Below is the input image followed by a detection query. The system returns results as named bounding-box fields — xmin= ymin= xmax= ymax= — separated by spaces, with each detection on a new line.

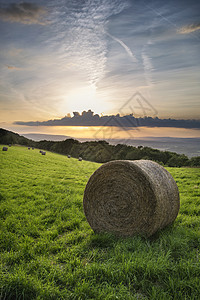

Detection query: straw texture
xmin=83 ymin=160 xmax=180 ymax=237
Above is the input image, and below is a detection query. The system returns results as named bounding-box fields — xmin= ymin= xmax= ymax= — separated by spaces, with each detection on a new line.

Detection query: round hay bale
xmin=83 ymin=160 xmax=180 ymax=237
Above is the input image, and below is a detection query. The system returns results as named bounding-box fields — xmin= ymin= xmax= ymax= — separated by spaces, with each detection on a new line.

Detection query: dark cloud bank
xmin=0 ymin=2 xmax=47 ymax=25
xmin=15 ymin=110 xmax=200 ymax=129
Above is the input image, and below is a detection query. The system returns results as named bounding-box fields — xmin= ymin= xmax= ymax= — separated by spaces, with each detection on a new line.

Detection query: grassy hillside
xmin=0 ymin=145 xmax=200 ymax=299
xmin=1 ymin=127 xmax=200 ymax=167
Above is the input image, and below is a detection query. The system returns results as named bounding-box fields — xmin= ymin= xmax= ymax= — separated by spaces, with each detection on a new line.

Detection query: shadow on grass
xmin=85 ymin=221 xmax=199 ymax=255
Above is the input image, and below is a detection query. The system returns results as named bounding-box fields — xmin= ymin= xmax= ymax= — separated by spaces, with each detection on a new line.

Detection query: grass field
xmin=0 ymin=145 xmax=200 ymax=300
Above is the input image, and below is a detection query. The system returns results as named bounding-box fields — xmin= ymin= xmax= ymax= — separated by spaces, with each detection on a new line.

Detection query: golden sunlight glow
xmin=51 ymin=126 xmax=200 ymax=139
xmin=60 ymin=85 xmax=111 ymax=115
xmin=3 ymin=123 xmax=199 ymax=140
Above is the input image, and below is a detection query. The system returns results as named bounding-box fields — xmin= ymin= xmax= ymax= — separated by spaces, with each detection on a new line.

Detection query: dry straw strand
xmin=83 ymin=160 xmax=180 ymax=237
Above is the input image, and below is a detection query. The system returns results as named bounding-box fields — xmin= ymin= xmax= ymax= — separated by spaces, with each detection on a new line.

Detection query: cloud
xmin=5 ymin=64 xmax=21 ymax=70
xmin=106 ymin=32 xmax=137 ymax=63
xmin=47 ymin=0 xmax=129 ymax=87
xmin=141 ymin=50 xmax=154 ymax=87
xmin=0 ymin=2 xmax=48 ymax=25
xmin=14 ymin=110 xmax=200 ymax=129
xmin=178 ymin=23 xmax=200 ymax=34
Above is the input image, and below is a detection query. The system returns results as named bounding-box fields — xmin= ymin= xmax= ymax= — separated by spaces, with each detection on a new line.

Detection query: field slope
xmin=0 ymin=145 xmax=200 ymax=300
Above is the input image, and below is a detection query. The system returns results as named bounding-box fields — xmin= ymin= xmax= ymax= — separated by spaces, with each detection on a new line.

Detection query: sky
xmin=0 ymin=0 xmax=200 ymax=139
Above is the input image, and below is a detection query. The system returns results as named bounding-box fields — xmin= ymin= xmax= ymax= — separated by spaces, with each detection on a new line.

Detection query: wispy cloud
xmin=106 ymin=32 xmax=137 ymax=63
xmin=0 ymin=2 xmax=48 ymax=25
xmin=141 ymin=50 xmax=154 ymax=87
xmin=178 ymin=23 xmax=200 ymax=34
xmin=5 ymin=64 xmax=21 ymax=70
xmin=48 ymin=0 xmax=129 ymax=87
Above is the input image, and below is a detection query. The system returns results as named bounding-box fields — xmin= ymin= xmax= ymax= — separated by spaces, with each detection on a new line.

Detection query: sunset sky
xmin=0 ymin=0 xmax=200 ymax=138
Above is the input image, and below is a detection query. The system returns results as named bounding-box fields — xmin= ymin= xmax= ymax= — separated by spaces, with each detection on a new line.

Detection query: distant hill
xmin=22 ymin=133 xmax=72 ymax=141
xmin=0 ymin=128 xmax=199 ymax=167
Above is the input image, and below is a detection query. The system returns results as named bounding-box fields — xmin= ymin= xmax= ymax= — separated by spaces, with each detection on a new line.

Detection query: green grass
xmin=0 ymin=145 xmax=199 ymax=300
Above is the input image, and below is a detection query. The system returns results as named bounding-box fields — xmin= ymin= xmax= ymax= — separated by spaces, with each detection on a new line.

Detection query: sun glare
xmin=60 ymin=85 xmax=110 ymax=115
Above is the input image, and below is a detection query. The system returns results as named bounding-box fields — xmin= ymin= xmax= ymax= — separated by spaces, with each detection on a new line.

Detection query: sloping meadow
xmin=0 ymin=145 xmax=199 ymax=299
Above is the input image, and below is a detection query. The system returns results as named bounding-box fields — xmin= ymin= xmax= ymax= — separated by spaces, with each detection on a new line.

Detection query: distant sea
xmin=23 ymin=133 xmax=200 ymax=158
xmin=110 ymin=137 xmax=200 ymax=158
